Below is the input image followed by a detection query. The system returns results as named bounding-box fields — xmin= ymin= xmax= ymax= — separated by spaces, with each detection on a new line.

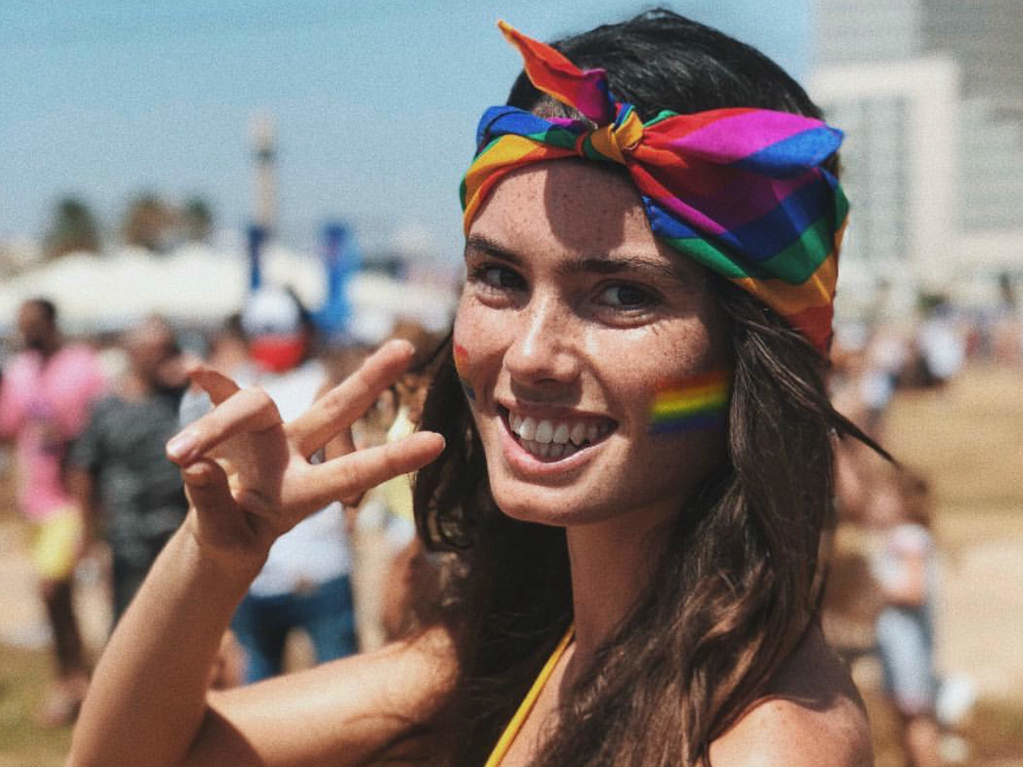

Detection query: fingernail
xmin=166 ymin=430 xmax=198 ymax=462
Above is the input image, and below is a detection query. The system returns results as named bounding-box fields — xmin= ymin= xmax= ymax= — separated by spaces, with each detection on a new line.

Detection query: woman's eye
xmin=597 ymin=283 xmax=656 ymax=309
xmin=472 ymin=264 xmax=525 ymax=291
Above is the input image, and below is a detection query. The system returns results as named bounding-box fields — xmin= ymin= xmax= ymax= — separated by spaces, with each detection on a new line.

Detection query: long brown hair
xmin=412 ymin=9 xmax=885 ymax=764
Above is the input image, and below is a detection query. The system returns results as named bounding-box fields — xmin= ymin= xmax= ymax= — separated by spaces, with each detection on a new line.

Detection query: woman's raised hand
xmin=165 ymin=339 xmax=445 ymax=568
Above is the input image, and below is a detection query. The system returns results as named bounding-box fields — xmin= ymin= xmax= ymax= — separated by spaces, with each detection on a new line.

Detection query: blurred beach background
xmin=0 ymin=1 xmax=1020 ymax=765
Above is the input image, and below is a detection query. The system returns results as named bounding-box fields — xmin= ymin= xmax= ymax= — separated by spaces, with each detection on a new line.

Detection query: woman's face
xmin=454 ymin=161 xmax=730 ymax=528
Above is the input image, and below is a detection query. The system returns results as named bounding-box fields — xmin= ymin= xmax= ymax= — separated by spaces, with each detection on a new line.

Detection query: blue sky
xmin=0 ymin=0 xmax=809 ymax=258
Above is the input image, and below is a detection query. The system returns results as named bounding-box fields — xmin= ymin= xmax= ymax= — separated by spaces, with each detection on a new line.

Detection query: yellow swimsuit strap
xmin=484 ymin=624 xmax=575 ymax=767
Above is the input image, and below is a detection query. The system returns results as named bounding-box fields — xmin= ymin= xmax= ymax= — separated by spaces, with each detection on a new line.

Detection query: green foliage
xmin=42 ymin=198 xmax=101 ymax=259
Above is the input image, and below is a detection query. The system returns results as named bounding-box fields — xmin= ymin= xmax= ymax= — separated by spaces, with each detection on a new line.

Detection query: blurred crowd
xmin=0 ymin=289 xmax=445 ymax=730
xmin=826 ymin=282 xmax=1020 ymax=765
xmin=0 ymin=280 xmax=1018 ymax=765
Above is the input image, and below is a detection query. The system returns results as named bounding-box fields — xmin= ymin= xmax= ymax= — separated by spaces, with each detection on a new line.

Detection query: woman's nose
xmin=504 ymin=295 xmax=581 ymax=385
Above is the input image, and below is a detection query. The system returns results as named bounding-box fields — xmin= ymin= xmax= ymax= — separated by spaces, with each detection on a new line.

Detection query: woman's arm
xmin=69 ymin=340 xmax=448 ymax=765
xmin=69 ymin=520 xmax=261 ymax=765
xmin=72 ymin=525 xmax=456 ymax=765
xmin=187 ymin=624 xmax=456 ymax=765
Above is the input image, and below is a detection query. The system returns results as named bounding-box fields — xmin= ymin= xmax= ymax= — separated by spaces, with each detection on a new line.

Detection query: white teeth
xmin=534 ymin=419 xmax=554 ymax=444
xmin=570 ymin=422 xmax=587 ymax=446
xmin=518 ymin=416 xmax=536 ymax=441
xmin=506 ymin=408 xmax=616 ymax=459
xmin=518 ymin=439 xmax=580 ymax=461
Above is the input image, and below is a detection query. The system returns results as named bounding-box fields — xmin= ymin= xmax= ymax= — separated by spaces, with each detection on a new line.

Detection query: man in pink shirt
xmin=0 ymin=298 xmax=105 ymax=725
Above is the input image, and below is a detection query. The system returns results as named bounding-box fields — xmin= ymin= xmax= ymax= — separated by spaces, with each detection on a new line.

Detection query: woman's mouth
xmin=498 ymin=405 xmax=616 ymax=462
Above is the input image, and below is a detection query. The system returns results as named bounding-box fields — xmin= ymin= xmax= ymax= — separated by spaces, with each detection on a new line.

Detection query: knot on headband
xmin=461 ymin=21 xmax=849 ymax=354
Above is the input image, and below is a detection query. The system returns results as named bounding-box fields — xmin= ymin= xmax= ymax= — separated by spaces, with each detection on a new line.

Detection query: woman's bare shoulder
xmin=709 ymin=624 xmax=873 ymax=766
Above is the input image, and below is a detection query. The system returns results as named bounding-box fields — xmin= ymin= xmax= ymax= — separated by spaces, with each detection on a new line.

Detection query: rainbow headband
xmin=461 ymin=22 xmax=849 ymax=354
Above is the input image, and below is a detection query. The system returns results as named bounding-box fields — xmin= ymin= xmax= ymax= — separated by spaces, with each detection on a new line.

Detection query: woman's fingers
xmin=286 ymin=339 xmax=415 ymax=458
xmin=324 ymin=428 xmax=357 ymax=461
xmin=300 ymin=431 xmax=445 ymax=511
xmin=166 ymin=387 xmax=282 ymax=466
xmin=180 ymin=459 xmax=276 ymax=560
xmin=187 ymin=364 xmax=241 ymax=406
xmin=324 ymin=429 xmax=363 ymax=506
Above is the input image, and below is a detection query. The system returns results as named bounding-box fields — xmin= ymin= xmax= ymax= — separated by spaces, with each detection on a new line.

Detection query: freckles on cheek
xmin=647 ymin=369 xmax=731 ymax=435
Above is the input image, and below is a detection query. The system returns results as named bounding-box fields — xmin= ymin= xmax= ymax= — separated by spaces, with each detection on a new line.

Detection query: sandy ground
xmin=933 ymin=517 xmax=1022 ymax=700
xmin=0 ymin=520 xmax=111 ymax=657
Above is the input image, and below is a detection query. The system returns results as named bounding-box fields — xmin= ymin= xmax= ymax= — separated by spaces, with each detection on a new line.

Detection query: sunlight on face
xmin=454 ymin=161 xmax=731 ymax=529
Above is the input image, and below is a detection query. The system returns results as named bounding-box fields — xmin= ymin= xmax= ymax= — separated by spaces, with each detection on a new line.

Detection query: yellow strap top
xmin=484 ymin=625 xmax=575 ymax=767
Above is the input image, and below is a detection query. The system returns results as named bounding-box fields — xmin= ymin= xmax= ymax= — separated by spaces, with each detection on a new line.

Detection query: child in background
xmin=869 ymin=466 xmax=941 ymax=765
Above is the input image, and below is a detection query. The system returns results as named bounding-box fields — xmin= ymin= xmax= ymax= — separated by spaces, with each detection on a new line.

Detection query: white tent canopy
xmin=0 ymin=243 xmax=457 ymax=337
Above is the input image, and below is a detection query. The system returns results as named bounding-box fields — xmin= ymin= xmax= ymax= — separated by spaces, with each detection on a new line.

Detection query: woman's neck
xmin=564 ymin=502 xmax=674 ymax=667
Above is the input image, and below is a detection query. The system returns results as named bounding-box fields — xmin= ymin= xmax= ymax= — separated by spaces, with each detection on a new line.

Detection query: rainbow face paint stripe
xmin=648 ymin=371 xmax=730 ymax=434
xmin=453 ymin=343 xmax=476 ymax=401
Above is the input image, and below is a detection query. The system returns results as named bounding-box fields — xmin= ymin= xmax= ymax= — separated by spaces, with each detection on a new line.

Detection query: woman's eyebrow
xmin=465 ymin=235 xmax=691 ymax=284
xmin=464 ymin=234 xmax=522 ymax=265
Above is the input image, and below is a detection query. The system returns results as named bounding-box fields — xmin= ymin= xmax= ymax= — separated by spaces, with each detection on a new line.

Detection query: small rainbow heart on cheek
xmin=453 ymin=343 xmax=476 ymax=402
xmin=648 ymin=370 xmax=731 ymax=434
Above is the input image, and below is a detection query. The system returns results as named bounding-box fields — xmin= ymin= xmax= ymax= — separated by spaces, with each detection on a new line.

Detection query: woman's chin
xmin=489 ymin=482 xmax=619 ymax=528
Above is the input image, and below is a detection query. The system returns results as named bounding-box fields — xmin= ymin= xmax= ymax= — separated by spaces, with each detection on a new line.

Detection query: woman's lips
xmin=498 ymin=405 xmax=616 ymax=464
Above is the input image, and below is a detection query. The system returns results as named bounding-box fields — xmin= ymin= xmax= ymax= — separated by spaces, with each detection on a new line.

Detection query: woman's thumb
xmin=181 ymin=458 xmax=234 ymax=512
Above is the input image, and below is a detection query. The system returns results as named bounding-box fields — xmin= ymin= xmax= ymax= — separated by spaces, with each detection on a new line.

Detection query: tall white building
xmin=920 ymin=0 xmax=1022 ymax=116
xmin=809 ymin=0 xmax=1021 ymax=316
xmin=921 ymin=0 xmax=1022 ymax=237
xmin=815 ymin=0 xmax=922 ymax=63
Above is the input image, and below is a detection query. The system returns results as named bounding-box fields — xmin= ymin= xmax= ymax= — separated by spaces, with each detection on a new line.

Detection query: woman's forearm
xmin=69 ymin=516 xmax=264 ymax=765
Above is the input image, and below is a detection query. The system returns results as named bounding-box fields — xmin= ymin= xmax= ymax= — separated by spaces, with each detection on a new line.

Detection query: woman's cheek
xmin=452 ymin=300 xmax=488 ymax=404
xmin=452 ymin=340 xmax=477 ymax=402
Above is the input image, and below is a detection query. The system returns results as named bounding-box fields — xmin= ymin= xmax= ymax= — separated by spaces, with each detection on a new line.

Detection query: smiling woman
xmin=454 ymin=162 xmax=729 ymax=526
xmin=70 ymin=8 xmax=882 ymax=767
xmin=414 ymin=12 xmax=881 ymax=766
